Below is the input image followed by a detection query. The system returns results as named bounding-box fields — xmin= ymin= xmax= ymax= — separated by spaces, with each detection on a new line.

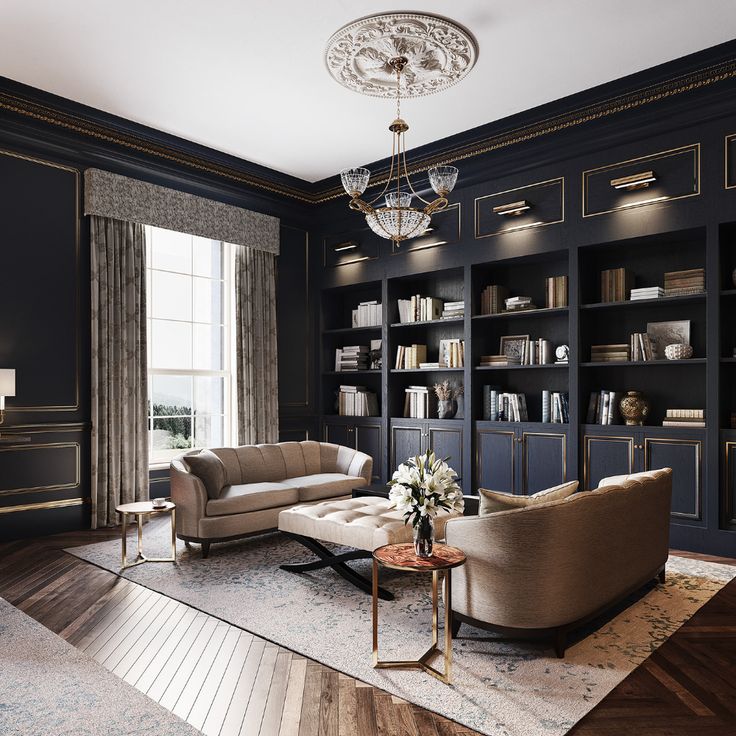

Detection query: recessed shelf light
xmin=493 ymin=200 xmax=531 ymax=216
xmin=610 ymin=171 xmax=657 ymax=190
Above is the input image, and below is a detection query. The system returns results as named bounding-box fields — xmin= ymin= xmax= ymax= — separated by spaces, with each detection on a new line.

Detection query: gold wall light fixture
xmin=493 ymin=200 xmax=532 ymax=216
xmin=0 ymin=369 xmax=15 ymax=425
xmin=333 ymin=241 xmax=358 ymax=252
xmin=610 ymin=170 xmax=657 ymax=190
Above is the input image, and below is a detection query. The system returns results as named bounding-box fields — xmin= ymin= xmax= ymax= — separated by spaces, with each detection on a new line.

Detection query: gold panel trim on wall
xmin=476 ymin=428 xmax=516 ymax=492
xmin=583 ymin=435 xmax=635 ymax=491
xmin=0 ymin=442 xmax=80 ymax=497
xmin=475 ymin=177 xmax=564 ymax=239
xmin=645 ymin=437 xmax=702 ymax=520
xmin=0 ymin=148 xmax=81 ymax=413
xmin=0 ymin=497 xmax=88 ymax=515
xmin=582 ymin=143 xmax=700 ymax=218
xmin=725 ymin=133 xmax=736 ymax=189
xmin=391 ymin=202 xmax=462 ymax=255
xmin=522 ymin=431 xmax=567 ymax=494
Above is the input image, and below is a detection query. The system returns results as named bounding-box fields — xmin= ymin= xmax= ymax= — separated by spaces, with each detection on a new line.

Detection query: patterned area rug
xmin=0 ymin=596 xmax=199 ymax=735
xmin=68 ymin=528 xmax=736 ymax=736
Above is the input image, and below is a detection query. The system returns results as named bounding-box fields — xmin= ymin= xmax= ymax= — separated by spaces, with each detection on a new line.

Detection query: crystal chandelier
xmin=339 ymin=57 xmax=458 ymax=245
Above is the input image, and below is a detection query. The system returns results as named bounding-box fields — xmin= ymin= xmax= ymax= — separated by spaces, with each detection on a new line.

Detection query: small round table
xmin=115 ymin=501 xmax=176 ymax=570
xmin=372 ymin=542 xmax=466 ymax=684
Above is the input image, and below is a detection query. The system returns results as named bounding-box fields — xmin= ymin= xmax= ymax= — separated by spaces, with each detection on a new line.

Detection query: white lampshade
xmin=0 ymin=369 xmax=16 ymax=397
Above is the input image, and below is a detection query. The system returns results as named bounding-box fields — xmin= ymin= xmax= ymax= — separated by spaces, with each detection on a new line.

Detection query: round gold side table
xmin=115 ymin=501 xmax=176 ymax=570
xmin=372 ymin=542 xmax=466 ymax=684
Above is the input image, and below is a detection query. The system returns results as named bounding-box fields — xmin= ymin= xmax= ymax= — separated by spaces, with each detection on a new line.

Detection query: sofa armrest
xmin=347 ymin=450 xmax=373 ymax=484
xmin=170 ymin=457 xmax=208 ymax=538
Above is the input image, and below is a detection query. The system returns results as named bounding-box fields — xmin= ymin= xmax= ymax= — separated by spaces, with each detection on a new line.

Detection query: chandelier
xmin=339 ymin=56 xmax=459 ymax=245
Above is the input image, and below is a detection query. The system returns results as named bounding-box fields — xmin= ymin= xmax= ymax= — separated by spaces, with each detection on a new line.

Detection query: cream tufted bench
xmin=278 ymin=496 xmax=461 ymax=600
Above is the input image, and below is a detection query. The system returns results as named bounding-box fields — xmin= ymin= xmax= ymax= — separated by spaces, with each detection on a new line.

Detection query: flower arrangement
xmin=433 ymin=380 xmax=462 ymax=401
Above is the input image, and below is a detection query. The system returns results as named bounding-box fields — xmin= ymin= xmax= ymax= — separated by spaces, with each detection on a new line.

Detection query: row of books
xmin=630 ymin=332 xmax=656 ymax=362
xmin=351 ymin=300 xmax=381 ymax=328
xmin=479 ymin=284 xmax=509 ymax=315
xmin=337 ymin=386 xmax=379 ymax=417
xmin=480 ymin=338 xmax=555 ymax=367
xmin=600 ymin=267 xmax=706 ymax=303
xmin=546 ymin=276 xmax=568 ymax=308
xmin=404 ymin=386 xmax=438 ymax=418
xmin=662 ymin=408 xmax=705 ymax=427
xmin=397 ymin=296 xmax=465 ymax=323
xmin=586 ymin=390 xmax=623 ymax=425
xmin=334 ymin=345 xmax=369 ymax=372
xmin=542 ymin=390 xmax=569 ymax=423
xmin=395 ymin=344 xmax=426 ymax=370
xmin=482 ymin=387 xmax=529 ymax=422
xmin=601 ymin=268 xmax=633 ymax=303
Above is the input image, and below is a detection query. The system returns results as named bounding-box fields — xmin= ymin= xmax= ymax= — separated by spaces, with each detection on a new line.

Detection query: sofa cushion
xmin=185 ymin=449 xmax=227 ymax=500
xmin=478 ymin=480 xmax=579 ymax=515
xmin=597 ymin=468 xmax=671 ymax=490
xmin=206 ymin=482 xmax=298 ymax=517
xmin=300 ymin=441 xmax=322 ymax=475
xmin=281 ymin=472 xmax=365 ymax=502
xmin=279 ymin=442 xmax=307 ymax=478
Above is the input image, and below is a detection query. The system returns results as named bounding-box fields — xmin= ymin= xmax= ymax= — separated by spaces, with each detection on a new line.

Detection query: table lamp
xmin=0 ymin=369 xmax=16 ymax=425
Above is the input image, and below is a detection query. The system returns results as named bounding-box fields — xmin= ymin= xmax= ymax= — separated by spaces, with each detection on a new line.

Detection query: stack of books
xmin=338 ymin=386 xmax=379 ymax=416
xmin=601 ymin=267 xmax=634 ymax=302
xmin=482 ymin=386 xmax=528 ymax=421
xmin=352 ymin=301 xmax=381 ymax=327
xmin=397 ymin=295 xmax=444 ymax=322
xmin=395 ymin=344 xmax=427 ymax=370
xmin=442 ymin=300 xmax=465 ymax=319
xmin=504 ymin=296 xmax=537 ymax=312
xmin=586 ymin=390 xmax=623 ymax=425
xmin=419 ymin=361 xmax=440 ymax=370
xmin=479 ymin=354 xmax=521 ymax=368
xmin=335 ymin=345 xmax=369 ymax=371
xmin=630 ymin=286 xmax=664 ymax=300
xmin=479 ymin=284 xmax=509 ymax=315
xmin=590 ymin=344 xmax=631 ymax=362
xmin=404 ymin=386 xmax=437 ymax=418
xmin=546 ymin=276 xmax=568 ymax=308
xmin=542 ymin=390 xmax=569 ymax=423
xmin=664 ymin=268 xmax=705 ymax=297
xmin=630 ymin=332 xmax=656 ymax=361
xmin=662 ymin=409 xmax=705 ymax=428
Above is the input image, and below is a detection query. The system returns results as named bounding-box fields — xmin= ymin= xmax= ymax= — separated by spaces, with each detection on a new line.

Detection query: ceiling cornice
xmin=1 ymin=42 xmax=736 ymax=207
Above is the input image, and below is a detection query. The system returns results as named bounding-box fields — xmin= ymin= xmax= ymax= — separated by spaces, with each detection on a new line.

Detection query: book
xmin=479 ymin=285 xmax=509 ymax=315
xmin=352 ymin=301 xmax=382 ymax=328
xmin=586 ymin=390 xmax=623 ymax=424
xmin=546 ymin=276 xmax=568 ymax=308
xmin=601 ymin=268 xmax=634 ymax=302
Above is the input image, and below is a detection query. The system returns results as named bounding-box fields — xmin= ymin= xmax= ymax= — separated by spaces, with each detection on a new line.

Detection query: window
xmin=146 ymin=225 xmax=234 ymax=465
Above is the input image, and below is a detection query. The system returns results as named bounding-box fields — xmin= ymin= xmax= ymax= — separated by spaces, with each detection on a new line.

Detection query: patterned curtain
xmin=90 ymin=215 xmax=149 ymax=528
xmin=235 ymin=245 xmax=279 ymax=444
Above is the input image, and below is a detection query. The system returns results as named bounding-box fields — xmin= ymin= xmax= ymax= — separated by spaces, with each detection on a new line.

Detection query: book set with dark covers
xmin=586 ymin=390 xmax=623 ymax=425
xmin=482 ymin=386 xmax=568 ymax=423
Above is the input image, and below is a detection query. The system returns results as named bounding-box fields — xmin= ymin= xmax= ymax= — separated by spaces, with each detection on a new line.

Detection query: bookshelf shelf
xmin=322 ymin=326 xmax=381 ymax=335
xmin=474 ymin=363 xmax=568 ymax=371
xmin=390 ymin=368 xmax=463 ymax=373
xmin=721 ymin=289 xmax=736 ymax=297
xmin=579 ymin=293 xmax=706 ymax=310
xmin=721 ymin=358 xmax=736 ymax=363
xmin=580 ymin=359 xmax=706 ymax=367
xmin=323 ymin=370 xmax=381 ymax=376
xmin=390 ymin=317 xmax=464 ymax=328
xmin=472 ymin=307 xmax=568 ymax=320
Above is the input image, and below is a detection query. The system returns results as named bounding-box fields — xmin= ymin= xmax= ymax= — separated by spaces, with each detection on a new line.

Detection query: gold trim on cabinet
xmin=427 ymin=426 xmax=464 ymax=476
xmin=644 ymin=437 xmax=702 ymax=520
xmin=391 ymin=424 xmax=424 ymax=473
xmin=474 ymin=178 xmax=564 ymax=239
xmin=355 ymin=422 xmax=383 ymax=480
xmin=582 ymin=143 xmax=700 ymax=218
xmin=725 ymin=133 xmax=736 ymax=190
xmin=391 ymin=202 xmax=462 ymax=255
xmin=521 ymin=431 xmax=567 ymax=494
xmin=0 ymin=497 xmax=88 ymax=515
xmin=724 ymin=441 xmax=736 ymax=525
xmin=476 ymin=428 xmax=516 ymax=492
xmin=0 ymin=148 xmax=81 ymax=413
xmin=583 ymin=435 xmax=635 ymax=491
xmin=0 ymin=442 xmax=80 ymax=497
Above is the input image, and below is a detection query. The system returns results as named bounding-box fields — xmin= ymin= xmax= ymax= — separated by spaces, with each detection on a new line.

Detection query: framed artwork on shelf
xmin=646 ymin=320 xmax=691 ymax=359
xmin=499 ymin=334 xmax=530 ymax=363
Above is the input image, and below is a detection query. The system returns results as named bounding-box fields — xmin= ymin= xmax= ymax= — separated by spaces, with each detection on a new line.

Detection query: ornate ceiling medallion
xmin=325 ymin=12 xmax=478 ymax=99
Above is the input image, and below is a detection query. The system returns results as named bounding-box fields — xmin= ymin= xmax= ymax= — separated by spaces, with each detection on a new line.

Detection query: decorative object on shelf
xmin=610 ymin=170 xmax=657 ymax=190
xmin=0 ymin=368 xmax=15 ymax=425
xmin=433 ymin=380 xmax=461 ymax=419
xmin=454 ymin=385 xmax=465 ymax=419
xmin=555 ymin=345 xmax=570 ymax=364
xmin=619 ymin=391 xmax=650 ymax=426
xmin=329 ymin=13 xmax=478 ymax=244
xmin=493 ymin=200 xmax=531 ymax=216
xmin=499 ymin=334 xmax=531 ymax=364
xmin=438 ymin=338 xmax=465 ymax=368
xmin=388 ymin=449 xmax=464 ymax=558
xmin=369 ymin=339 xmax=382 ymax=370
xmin=646 ymin=320 xmax=691 ymax=359
xmin=664 ymin=343 xmax=694 ymax=360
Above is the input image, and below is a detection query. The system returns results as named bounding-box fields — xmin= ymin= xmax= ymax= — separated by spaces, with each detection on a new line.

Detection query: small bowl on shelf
xmin=664 ymin=343 xmax=693 ymax=360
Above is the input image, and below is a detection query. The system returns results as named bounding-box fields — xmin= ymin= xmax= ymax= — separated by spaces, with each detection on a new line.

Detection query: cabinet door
xmin=428 ymin=426 xmax=463 ymax=480
xmin=644 ymin=437 xmax=702 ymax=520
xmin=522 ymin=430 xmax=567 ymax=494
xmin=724 ymin=440 xmax=736 ymax=527
xmin=476 ymin=428 xmax=516 ymax=493
xmin=391 ymin=425 xmax=424 ymax=471
xmin=583 ymin=434 xmax=635 ymax=491
xmin=323 ymin=422 xmax=353 ymax=449
xmin=355 ymin=422 xmax=382 ymax=482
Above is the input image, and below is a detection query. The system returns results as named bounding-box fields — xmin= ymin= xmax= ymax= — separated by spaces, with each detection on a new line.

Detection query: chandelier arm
xmin=364 ymin=125 xmax=398 ymax=207
xmin=399 ymin=129 xmax=432 ymax=206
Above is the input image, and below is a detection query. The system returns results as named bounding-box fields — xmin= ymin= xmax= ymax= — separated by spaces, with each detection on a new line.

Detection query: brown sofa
xmin=171 ymin=441 xmax=372 ymax=557
xmin=444 ymin=468 xmax=672 ymax=656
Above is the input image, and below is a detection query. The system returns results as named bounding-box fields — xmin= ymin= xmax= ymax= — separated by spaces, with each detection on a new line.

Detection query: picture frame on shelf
xmin=646 ymin=320 xmax=691 ymax=359
xmin=499 ymin=334 xmax=530 ymax=363
xmin=438 ymin=339 xmax=453 ymax=368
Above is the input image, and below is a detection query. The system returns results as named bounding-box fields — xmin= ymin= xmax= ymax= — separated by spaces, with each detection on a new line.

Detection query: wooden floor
xmin=1 ymin=530 xmax=736 ymax=736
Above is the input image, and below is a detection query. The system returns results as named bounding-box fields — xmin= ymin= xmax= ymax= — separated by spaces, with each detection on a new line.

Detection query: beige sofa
xmin=444 ymin=468 xmax=672 ymax=656
xmin=171 ymin=441 xmax=372 ymax=557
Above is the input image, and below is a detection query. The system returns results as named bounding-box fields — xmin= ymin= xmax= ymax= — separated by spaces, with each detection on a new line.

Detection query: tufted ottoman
xmin=277 ymin=496 xmax=461 ymax=600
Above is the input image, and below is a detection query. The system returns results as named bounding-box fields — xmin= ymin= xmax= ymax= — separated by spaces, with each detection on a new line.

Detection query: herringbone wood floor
xmin=1 ymin=527 xmax=735 ymax=735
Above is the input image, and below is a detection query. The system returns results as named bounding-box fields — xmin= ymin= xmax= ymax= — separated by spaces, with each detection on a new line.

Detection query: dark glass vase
xmin=413 ymin=515 xmax=435 ymax=558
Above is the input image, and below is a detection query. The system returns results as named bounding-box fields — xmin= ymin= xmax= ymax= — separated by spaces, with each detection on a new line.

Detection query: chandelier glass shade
xmin=339 ymin=57 xmax=458 ymax=244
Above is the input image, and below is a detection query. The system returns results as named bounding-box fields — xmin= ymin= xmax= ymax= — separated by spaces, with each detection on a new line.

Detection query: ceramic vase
xmin=619 ymin=390 xmax=650 ymax=426
xmin=437 ymin=399 xmax=457 ymax=419
xmin=413 ymin=515 xmax=435 ymax=558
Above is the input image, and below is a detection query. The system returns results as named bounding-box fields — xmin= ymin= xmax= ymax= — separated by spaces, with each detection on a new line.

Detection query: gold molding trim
xmin=0 ymin=422 xmax=88 ymax=433
xmin=583 ymin=434 xmax=635 ymax=491
xmin=476 ymin=427 xmax=516 ymax=493
xmin=725 ymin=133 xmax=736 ymax=189
xmin=582 ymin=143 xmax=700 ymax=218
xmin=428 ymin=426 xmax=464 ymax=478
xmin=0 ymin=442 xmax=80 ymax=497
xmin=0 ymin=148 xmax=81 ymax=413
xmin=2 ymin=55 xmax=735 ymax=205
xmin=391 ymin=202 xmax=462 ymax=255
xmin=0 ymin=496 xmax=88 ymax=515
xmin=391 ymin=424 xmax=424 ymax=474
xmin=474 ymin=177 xmax=564 ymax=239
xmin=521 ymin=431 xmax=567 ymax=494
xmin=355 ymin=422 xmax=383 ymax=480
xmin=645 ymin=437 xmax=702 ymax=520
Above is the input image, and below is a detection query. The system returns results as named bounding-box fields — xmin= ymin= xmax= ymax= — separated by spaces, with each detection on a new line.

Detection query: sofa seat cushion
xmin=281 ymin=473 xmax=366 ymax=502
xmin=478 ymin=480 xmax=579 ymax=515
xmin=206 ymin=482 xmax=299 ymax=517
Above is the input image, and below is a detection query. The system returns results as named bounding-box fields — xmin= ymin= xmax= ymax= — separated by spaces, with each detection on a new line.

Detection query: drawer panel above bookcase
xmin=475 ymin=177 xmax=564 ymax=239
xmin=391 ymin=203 xmax=461 ymax=254
xmin=583 ymin=143 xmax=699 ymax=218
xmin=323 ymin=226 xmax=381 ymax=268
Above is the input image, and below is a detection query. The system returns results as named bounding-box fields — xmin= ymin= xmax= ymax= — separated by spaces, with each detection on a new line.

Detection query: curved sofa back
xmin=445 ymin=468 xmax=672 ymax=630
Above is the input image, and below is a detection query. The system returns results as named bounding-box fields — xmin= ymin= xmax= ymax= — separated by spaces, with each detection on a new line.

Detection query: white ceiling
xmin=1 ymin=1 xmax=735 ymax=183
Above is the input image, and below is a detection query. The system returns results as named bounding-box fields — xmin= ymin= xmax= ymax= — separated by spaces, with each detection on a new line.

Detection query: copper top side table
xmin=116 ymin=500 xmax=176 ymax=570
xmin=372 ymin=542 xmax=466 ymax=684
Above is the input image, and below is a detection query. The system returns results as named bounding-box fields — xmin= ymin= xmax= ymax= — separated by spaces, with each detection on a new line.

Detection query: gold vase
xmin=619 ymin=391 xmax=650 ymax=426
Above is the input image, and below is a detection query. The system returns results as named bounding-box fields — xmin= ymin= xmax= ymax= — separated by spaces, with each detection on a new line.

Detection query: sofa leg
xmin=554 ymin=629 xmax=566 ymax=658
xmin=451 ymin=614 xmax=461 ymax=638
xmin=658 ymin=568 xmax=666 ymax=584
xmin=201 ymin=541 xmax=211 ymax=559
xmin=184 ymin=541 xmax=193 ymax=550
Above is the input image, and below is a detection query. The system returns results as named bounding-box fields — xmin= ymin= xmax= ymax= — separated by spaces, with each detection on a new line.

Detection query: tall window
xmin=146 ymin=226 xmax=234 ymax=465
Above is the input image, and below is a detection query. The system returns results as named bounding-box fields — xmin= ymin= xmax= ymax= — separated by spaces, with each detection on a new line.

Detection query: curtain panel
xmin=235 ymin=246 xmax=279 ymax=444
xmin=90 ymin=215 xmax=149 ymax=528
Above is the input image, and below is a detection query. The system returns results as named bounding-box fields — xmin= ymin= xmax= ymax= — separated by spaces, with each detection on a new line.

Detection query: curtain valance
xmin=84 ymin=169 xmax=280 ymax=254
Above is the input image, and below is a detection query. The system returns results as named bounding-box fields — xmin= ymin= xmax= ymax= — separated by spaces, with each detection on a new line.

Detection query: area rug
xmin=68 ymin=527 xmax=736 ymax=736
xmin=0 ymin=596 xmax=199 ymax=735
